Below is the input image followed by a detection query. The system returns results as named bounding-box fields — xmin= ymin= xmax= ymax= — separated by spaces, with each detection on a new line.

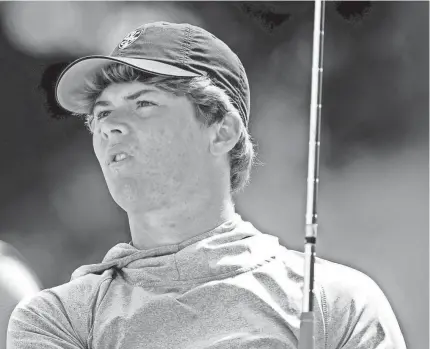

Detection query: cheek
xmin=92 ymin=136 xmax=104 ymax=164
xmin=135 ymin=121 xmax=206 ymax=172
xmin=170 ymin=122 xmax=206 ymax=164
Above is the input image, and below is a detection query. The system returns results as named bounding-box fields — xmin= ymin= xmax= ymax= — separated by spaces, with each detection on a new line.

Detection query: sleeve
xmin=7 ymin=290 xmax=87 ymax=349
xmin=324 ymin=267 xmax=407 ymax=349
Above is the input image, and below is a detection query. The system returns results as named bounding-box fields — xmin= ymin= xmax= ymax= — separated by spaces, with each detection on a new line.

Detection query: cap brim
xmin=55 ymin=55 xmax=201 ymax=113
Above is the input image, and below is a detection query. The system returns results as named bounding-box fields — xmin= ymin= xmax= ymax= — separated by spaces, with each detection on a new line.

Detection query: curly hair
xmin=73 ymin=63 xmax=257 ymax=195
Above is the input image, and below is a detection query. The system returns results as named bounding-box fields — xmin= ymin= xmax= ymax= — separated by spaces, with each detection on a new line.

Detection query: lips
xmin=111 ymin=152 xmax=130 ymax=164
xmin=105 ymin=144 xmax=133 ymax=165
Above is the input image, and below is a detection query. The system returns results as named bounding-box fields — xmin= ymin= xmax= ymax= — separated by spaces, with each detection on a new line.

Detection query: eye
xmin=96 ymin=110 xmax=111 ymax=120
xmin=136 ymin=100 xmax=157 ymax=108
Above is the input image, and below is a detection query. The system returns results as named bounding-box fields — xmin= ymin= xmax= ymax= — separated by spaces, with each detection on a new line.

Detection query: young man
xmin=7 ymin=22 xmax=406 ymax=349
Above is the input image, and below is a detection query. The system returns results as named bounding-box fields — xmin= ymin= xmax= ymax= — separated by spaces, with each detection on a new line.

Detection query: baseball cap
xmin=55 ymin=21 xmax=250 ymax=126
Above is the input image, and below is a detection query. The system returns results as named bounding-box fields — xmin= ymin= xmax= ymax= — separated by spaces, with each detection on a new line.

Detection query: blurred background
xmin=0 ymin=1 xmax=427 ymax=348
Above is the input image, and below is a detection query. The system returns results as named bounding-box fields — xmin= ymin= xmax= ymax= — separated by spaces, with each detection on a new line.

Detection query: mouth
xmin=107 ymin=152 xmax=132 ymax=166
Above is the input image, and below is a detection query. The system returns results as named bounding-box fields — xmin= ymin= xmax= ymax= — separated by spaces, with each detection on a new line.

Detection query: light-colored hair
xmin=74 ymin=63 xmax=257 ymax=195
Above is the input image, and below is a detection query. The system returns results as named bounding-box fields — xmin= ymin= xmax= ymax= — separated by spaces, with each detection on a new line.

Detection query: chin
xmin=105 ymin=173 xmax=179 ymax=212
xmin=106 ymin=178 xmax=140 ymax=209
xmin=106 ymin=180 xmax=160 ymax=213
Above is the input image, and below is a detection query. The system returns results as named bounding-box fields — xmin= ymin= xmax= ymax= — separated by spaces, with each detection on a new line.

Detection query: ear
xmin=209 ymin=112 xmax=242 ymax=156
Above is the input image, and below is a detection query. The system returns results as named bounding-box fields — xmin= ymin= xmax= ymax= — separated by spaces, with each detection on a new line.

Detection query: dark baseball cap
xmin=55 ymin=21 xmax=250 ymax=126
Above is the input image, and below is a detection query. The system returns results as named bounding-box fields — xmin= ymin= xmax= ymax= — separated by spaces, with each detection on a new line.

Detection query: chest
xmin=89 ymin=279 xmax=303 ymax=349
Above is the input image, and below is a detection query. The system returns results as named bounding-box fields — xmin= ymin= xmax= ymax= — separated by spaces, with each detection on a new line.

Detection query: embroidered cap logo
xmin=118 ymin=29 xmax=142 ymax=50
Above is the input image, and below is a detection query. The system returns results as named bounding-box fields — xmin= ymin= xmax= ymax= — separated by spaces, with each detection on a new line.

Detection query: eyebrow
xmin=92 ymin=89 xmax=158 ymax=113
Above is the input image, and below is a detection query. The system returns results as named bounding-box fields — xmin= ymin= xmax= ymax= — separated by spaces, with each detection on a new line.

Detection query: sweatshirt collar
xmin=71 ymin=213 xmax=281 ymax=283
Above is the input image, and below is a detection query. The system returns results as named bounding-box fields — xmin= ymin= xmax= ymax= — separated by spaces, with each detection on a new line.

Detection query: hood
xmin=70 ymin=213 xmax=281 ymax=284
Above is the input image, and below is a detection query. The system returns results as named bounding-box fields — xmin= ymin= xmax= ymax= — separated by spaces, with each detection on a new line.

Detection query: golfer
xmin=7 ymin=22 xmax=406 ymax=349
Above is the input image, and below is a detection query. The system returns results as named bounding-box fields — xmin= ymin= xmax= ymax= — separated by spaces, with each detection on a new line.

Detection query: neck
xmin=128 ymin=191 xmax=236 ymax=250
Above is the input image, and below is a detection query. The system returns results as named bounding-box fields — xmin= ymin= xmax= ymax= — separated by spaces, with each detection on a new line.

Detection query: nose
xmin=99 ymin=116 xmax=129 ymax=140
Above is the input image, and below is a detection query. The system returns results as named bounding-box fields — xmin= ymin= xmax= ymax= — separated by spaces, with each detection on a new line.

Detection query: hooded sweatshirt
xmin=7 ymin=214 xmax=406 ymax=349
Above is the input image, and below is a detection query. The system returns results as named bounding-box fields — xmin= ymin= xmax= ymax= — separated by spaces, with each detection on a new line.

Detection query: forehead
xmin=95 ymin=81 xmax=160 ymax=103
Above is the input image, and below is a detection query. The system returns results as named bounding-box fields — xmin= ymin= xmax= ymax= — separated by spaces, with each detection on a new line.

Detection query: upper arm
xmin=324 ymin=267 xmax=407 ymax=349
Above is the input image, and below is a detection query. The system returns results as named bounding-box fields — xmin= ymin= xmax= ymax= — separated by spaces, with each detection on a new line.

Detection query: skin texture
xmin=91 ymin=81 xmax=241 ymax=250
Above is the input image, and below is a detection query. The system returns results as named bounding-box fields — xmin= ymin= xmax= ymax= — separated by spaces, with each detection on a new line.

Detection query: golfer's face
xmin=91 ymin=81 xmax=210 ymax=210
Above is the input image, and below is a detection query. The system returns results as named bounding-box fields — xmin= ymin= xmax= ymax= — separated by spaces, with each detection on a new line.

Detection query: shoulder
xmin=315 ymin=254 xmax=381 ymax=303
xmin=281 ymin=248 xmax=406 ymax=348
xmin=278 ymin=249 xmax=384 ymax=321
xmin=318 ymin=258 xmax=406 ymax=348
xmin=9 ymin=270 xmax=115 ymax=348
xmin=278 ymin=247 xmax=384 ymax=304
xmin=13 ymin=269 xmax=115 ymax=320
xmin=312 ymin=255 xmax=390 ymax=323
